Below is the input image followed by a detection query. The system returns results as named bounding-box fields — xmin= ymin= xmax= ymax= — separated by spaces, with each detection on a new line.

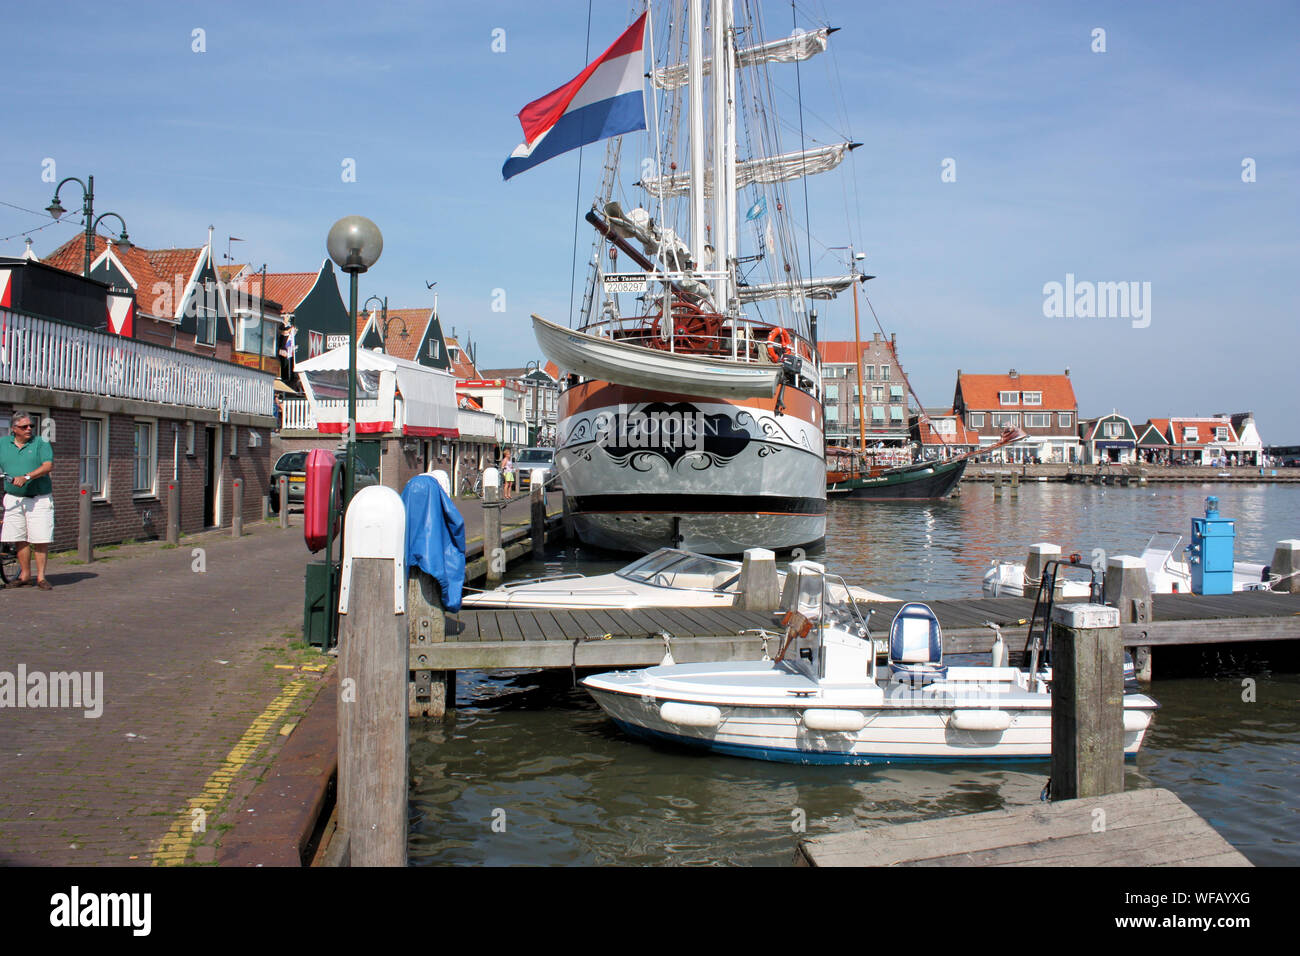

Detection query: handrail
xmin=1 ymin=307 xmax=273 ymax=418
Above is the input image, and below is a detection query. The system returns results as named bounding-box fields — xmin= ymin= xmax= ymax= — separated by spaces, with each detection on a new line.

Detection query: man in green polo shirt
xmin=1 ymin=412 xmax=55 ymax=590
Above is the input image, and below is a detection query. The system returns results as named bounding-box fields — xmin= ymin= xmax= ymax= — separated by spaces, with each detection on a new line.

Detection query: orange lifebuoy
xmin=766 ymin=326 xmax=793 ymax=363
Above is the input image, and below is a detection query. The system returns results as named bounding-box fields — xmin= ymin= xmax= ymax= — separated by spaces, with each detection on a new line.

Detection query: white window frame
xmin=881 ymin=365 xmax=891 ymax=381
xmin=1105 ymin=422 xmax=1123 ymax=438
xmin=825 ymin=405 xmax=839 ymax=422
xmin=992 ymin=412 xmax=1020 ymax=428
xmin=133 ymin=418 xmax=158 ymax=497
xmin=1215 ymin=427 xmax=1229 ymax=442
xmin=1184 ymin=427 xmax=1199 ymax=442
xmin=864 ymin=365 xmax=875 ymax=381
xmin=80 ymin=414 xmax=110 ymax=500
xmin=968 ymin=412 xmax=984 ymax=428
xmin=1026 ymin=413 xmax=1051 ymax=428
xmin=1021 ymin=391 xmax=1042 ymax=405
xmin=1059 ymin=413 xmax=1073 ymax=428
xmin=824 ymin=384 xmax=839 ymax=401
xmin=999 ymin=391 xmax=1019 ymax=405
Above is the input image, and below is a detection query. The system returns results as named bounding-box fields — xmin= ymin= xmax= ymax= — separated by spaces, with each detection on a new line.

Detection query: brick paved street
xmin=0 ymin=492 xmax=552 ymax=866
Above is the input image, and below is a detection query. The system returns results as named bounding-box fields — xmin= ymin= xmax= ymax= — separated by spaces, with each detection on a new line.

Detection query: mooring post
xmin=737 ymin=547 xmax=780 ymax=611
xmin=530 ymin=474 xmax=546 ymax=559
xmin=1009 ymin=470 xmax=1019 ymax=497
xmin=278 ymin=475 xmax=290 ymax=529
xmin=78 ymin=483 xmax=93 ymax=563
xmin=166 ymin=479 xmax=181 ymax=545
xmin=1050 ymin=603 xmax=1124 ymax=800
xmin=232 ymin=478 xmax=243 ymax=538
xmin=337 ymin=486 xmax=408 ymax=867
xmin=1271 ymin=539 xmax=1300 ymax=594
xmin=482 ymin=467 xmax=502 ymax=584
xmin=1106 ymin=554 xmax=1153 ymax=682
xmin=407 ymin=568 xmax=450 ymax=718
xmin=1024 ymin=542 xmax=1060 ymax=595
xmin=994 ymin=472 xmax=1003 ymax=498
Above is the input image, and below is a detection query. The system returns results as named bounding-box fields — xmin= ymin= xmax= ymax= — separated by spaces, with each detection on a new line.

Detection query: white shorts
xmin=2 ymin=494 xmax=55 ymax=545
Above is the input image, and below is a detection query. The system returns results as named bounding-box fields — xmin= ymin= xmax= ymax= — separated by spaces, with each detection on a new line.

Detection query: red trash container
xmin=303 ymin=449 xmax=339 ymax=553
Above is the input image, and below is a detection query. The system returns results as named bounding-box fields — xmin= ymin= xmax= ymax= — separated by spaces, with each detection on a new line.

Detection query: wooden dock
xmin=795 ymin=788 xmax=1252 ymax=866
xmin=411 ymin=590 xmax=1300 ymax=671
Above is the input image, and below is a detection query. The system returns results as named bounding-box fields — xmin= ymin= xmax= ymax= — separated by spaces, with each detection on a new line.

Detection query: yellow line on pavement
xmin=151 ymin=678 xmax=309 ymax=866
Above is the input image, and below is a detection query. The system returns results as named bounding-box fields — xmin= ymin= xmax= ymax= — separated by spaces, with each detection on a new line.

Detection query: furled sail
xmin=736 ymin=273 xmax=862 ymax=303
xmin=603 ymin=202 xmax=711 ymax=299
xmin=652 ymin=27 xmax=833 ymax=89
xmin=638 ymin=142 xmax=858 ymax=198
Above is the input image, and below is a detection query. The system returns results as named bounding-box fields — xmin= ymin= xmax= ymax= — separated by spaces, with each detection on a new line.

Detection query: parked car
xmin=514 ymin=447 xmax=557 ymax=491
xmin=269 ymin=451 xmax=379 ymax=514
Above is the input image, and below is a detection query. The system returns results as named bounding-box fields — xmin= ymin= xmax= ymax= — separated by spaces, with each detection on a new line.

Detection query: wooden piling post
xmin=1009 ymin=471 xmax=1019 ymax=497
xmin=78 ymin=483 xmax=93 ymax=563
xmin=337 ymin=486 xmax=408 ymax=867
xmin=482 ymin=467 xmax=502 ymax=584
xmin=1050 ymin=603 xmax=1124 ymax=801
xmin=1270 ymin=539 xmax=1300 ymax=594
xmin=166 ymin=480 xmax=181 ymax=545
xmin=736 ymin=548 xmax=780 ymax=611
xmin=232 ymin=478 xmax=243 ymax=538
xmin=530 ymin=475 xmax=546 ymax=560
xmin=1025 ymin=543 xmax=1060 ymax=595
xmin=278 ymin=475 xmax=290 ymax=529
xmin=994 ymin=472 xmax=1003 ymax=498
xmin=407 ymin=569 xmax=450 ymax=718
xmin=1106 ymin=554 xmax=1153 ymax=682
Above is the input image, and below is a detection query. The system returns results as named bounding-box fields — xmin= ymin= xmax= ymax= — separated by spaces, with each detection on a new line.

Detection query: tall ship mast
xmin=520 ymin=1 xmax=862 ymax=554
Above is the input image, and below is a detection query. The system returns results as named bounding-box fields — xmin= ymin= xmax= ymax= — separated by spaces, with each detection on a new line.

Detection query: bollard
xmin=336 ymin=486 xmax=408 ymax=867
xmin=1270 ymin=539 xmax=1300 ymax=594
xmin=407 ymin=569 xmax=450 ymax=718
xmin=1105 ymin=554 xmax=1153 ymax=682
xmin=261 ymin=494 xmax=270 ymax=521
xmin=993 ymin=473 xmax=1003 ymax=498
xmin=166 ymin=480 xmax=180 ymax=545
xmin=232 ymin=478 xmax=243 ymax=538
xmin=278 ymin=475 xmax=290 ymax=529
xmin=483 ymin=485 xmax=502 ymax=584
xmin=736 ymin=548 xmax=780 ymax=611
xmin=1050 ymin=603 xmax=1124 ymax=800
xmin=530 ymin=476 xmax=546 ymax=560
xmin=1009 ymin=471 xmax=1019 ymax=497
xmin=78 ymin=483 xmax=93 ymax=563
xmin=1024 ymin=543 xmax=1060 ymax=595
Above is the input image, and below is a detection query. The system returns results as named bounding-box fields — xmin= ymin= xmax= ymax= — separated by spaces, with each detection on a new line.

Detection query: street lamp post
xmin=364 ymin=295 xmax=409 ymax=353
xmin=326 ymin=216 xmax=383 ymax=505
xmin=46 ymin=175 xmax=133 ymax=277
xmin=525 ymin=360 xmax=542 ymax=445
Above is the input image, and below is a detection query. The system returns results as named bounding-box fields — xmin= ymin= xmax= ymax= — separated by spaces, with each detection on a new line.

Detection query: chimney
xmin=1065 ymin=367 xmax=1070 ymax=377
xmin=1009 ymin=368 xmax=1018 ymax=378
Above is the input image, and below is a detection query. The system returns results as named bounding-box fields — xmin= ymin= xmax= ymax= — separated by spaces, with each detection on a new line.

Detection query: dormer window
xmin=429 ymin=340 xmax=441 ymax=360
xmin=1184 ymin=427 xmax=1198 ymax=442
xmin=1021 ymin=391 xmax=1042 ymax=405
xmin=1215 ymin=427 xmax=1228 ymax=442
xmin=999 ymin=391 xmax=1019 ymax=405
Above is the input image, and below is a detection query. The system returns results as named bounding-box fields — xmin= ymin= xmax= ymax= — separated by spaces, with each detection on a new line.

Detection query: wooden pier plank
xmin=797 ymin=788 xmax=1251 ymax=868
xmin=529 ymin=611 xmax=570 ymax=641
xmin=510 ymin=611 xmax=545 ymax=642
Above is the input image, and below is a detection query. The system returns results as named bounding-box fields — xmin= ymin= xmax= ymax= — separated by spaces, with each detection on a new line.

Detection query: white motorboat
xmin=983 ymin=531 xmax=1273 ymax=599
xmin=464 ymin=547 xmax=895 ymax=610
xmin=584 ymin=561 xmax=1157 ymax=765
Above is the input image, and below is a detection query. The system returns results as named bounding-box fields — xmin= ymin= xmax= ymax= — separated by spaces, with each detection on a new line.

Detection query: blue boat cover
xmin=401 ymin=474 xmax=467 ymax=612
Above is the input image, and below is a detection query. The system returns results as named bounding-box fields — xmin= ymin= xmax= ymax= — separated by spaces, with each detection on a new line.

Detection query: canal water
xmin=408 ymin=483 xmax=1300 ymax=866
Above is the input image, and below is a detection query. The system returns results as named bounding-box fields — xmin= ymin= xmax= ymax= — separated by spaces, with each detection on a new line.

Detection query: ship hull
xmin=556 ymin=381 xmax=826 ymax=554
xmin=828 ymin=457 xmax=967 ymax=500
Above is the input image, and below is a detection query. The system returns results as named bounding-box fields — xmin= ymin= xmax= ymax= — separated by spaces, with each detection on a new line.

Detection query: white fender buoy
xmin=801 ymin=709 xmax=867 ymax=733
xmin=660 ymin=702 xmax=721 ymax=729
xmin=950 ymin=710 xmax=1012 ymax=732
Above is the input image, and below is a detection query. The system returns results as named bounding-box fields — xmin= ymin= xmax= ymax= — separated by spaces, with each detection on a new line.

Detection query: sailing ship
xmin=517 ymin=4 xmax=863 ymax=554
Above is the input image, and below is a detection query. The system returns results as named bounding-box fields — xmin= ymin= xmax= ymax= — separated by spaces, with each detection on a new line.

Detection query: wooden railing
xmin=1 ymin=308 xmax=274 ymax=417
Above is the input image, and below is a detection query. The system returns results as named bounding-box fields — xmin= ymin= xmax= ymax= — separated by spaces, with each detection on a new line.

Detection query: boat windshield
xmin=783 ymin=566 xmax=865 ymax=630
xmin=616 ymin=549 xmax=740 ymax=591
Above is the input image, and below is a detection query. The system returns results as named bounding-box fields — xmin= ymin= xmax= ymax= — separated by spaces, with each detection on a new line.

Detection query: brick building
xmin=953 ymin=369 xmax=1080 ymax=463
xmin=818 ymin=332 xmax=911 ymax=453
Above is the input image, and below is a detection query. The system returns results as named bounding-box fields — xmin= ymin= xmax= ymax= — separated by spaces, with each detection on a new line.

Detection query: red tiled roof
xmin=444 ymin=336 xmax=480 ymax=379
xmin=1168 ymin=417 xmax=1237 ymax=446
xmin=245 ymin=272 xmax=320 ymax=314
xmin=544 ymin=361 xmax=559 ymax=379
xmin=40 ymin=235 xmax=204 ymax=316
xmin=916 ymin=409 xmax=979 ymax=446
xmin=356 ymin=308 xmax=433 ymax=363
xmin=958 ymin=373 xmax=1077 ymax=411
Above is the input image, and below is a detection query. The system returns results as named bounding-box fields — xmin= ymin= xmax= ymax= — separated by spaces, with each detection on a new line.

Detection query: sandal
xmin=36 ymin=579 xmax=52 ymax=590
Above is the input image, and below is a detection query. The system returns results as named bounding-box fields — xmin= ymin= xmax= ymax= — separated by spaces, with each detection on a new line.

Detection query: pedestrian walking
xmin=1 ymin=412 xmax=56 ymax=590
xmin=502 ymin=450 xmax=515 ymax=499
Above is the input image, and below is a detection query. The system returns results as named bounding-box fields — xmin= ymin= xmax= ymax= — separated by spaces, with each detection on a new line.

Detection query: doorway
xmin=203 ymin=425 xmax=218 ymax=527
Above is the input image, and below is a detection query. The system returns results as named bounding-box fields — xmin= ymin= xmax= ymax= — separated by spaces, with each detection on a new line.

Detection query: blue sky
xmin=3 ymin=1 xmax=1297 ymax=440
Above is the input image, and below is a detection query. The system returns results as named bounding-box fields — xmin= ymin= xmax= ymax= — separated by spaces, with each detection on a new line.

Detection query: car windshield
xmin=274 ymin=452 xmax=308 ymax=472
xmin=616 ymin=549 xmax=739 ymax=591
xmin=516 ymin=449 xmax=553 ymax=464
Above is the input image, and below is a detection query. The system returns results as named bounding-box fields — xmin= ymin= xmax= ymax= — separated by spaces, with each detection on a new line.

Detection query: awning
xmin=295 ymin=347 xmax=459 ymax=436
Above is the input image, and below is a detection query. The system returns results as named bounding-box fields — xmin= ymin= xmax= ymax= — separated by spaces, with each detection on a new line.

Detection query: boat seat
xmin=888 ymin=602 xmax=947 ymax=685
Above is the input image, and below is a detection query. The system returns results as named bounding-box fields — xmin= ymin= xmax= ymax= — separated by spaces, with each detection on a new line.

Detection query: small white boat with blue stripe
xmin=583 ymin=562 xmax=1157 ymax=765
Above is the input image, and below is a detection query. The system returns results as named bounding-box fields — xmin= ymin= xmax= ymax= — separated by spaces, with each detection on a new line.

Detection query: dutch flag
xmin=502 ymin=13 xmax=648 ymax=181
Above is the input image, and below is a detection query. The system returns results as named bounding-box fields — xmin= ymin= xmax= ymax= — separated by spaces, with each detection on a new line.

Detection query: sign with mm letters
xmin=603 ymin=273 xmax=649 ymax=293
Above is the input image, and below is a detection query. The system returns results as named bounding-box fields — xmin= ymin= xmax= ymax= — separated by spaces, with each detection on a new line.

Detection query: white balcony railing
xmin=1 ymin=308 xmax=274 ymax=417
xmin=280 ymin=397 xmax=318 ymax=430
